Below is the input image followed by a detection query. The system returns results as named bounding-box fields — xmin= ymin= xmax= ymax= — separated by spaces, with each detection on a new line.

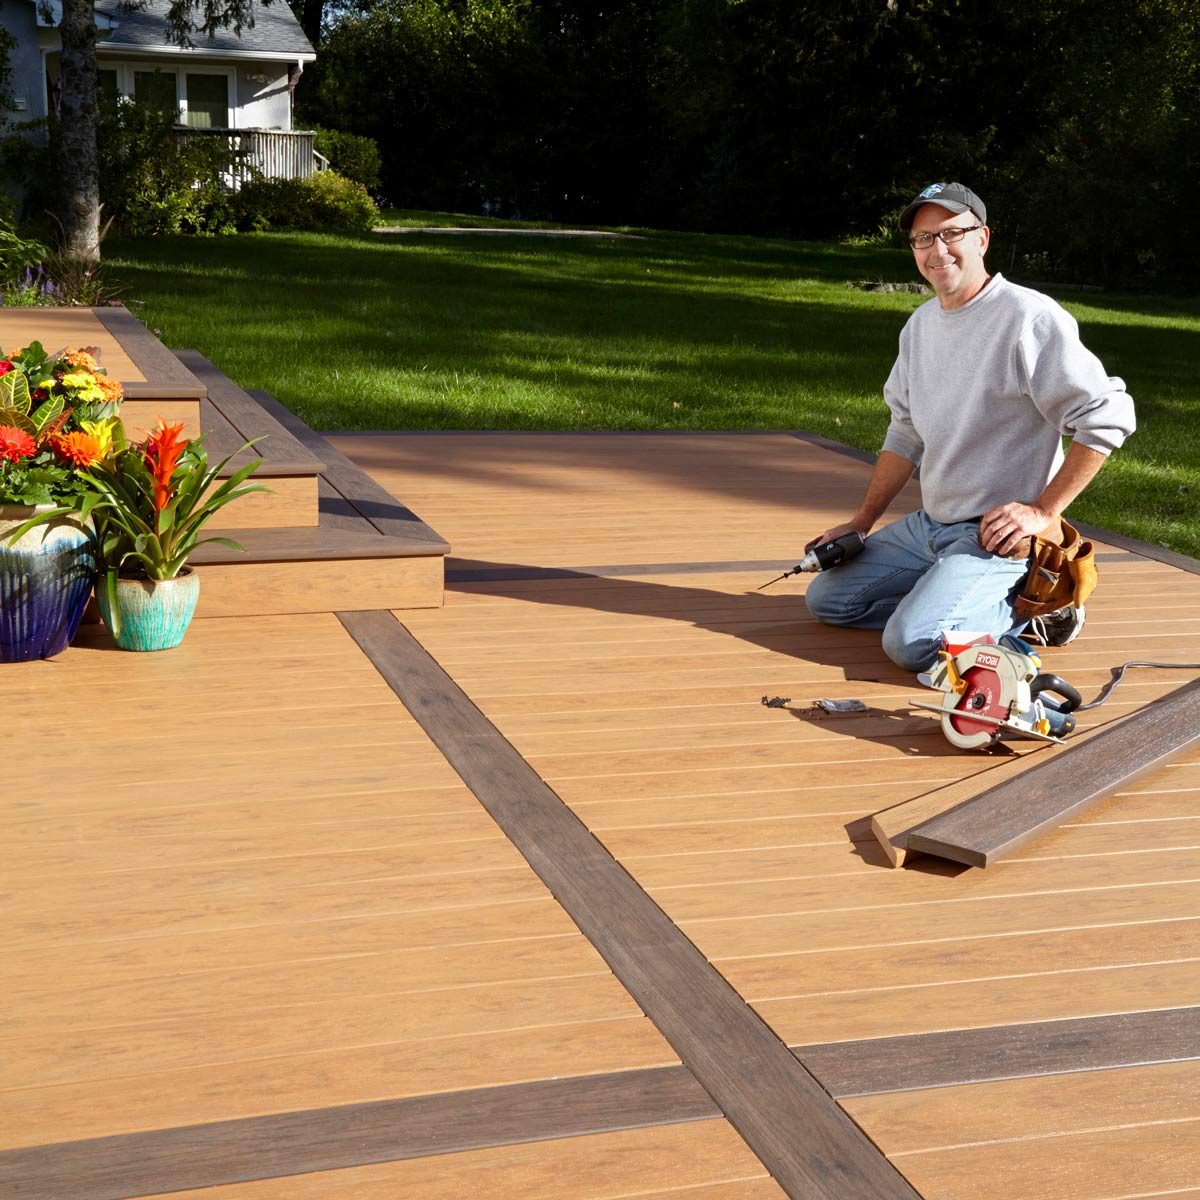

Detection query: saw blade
xmin=943 ymin=665 xmax=1011 ymax=749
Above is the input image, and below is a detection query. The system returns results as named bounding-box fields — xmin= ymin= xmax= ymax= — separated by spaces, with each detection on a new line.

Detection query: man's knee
xmin=804 ymin=571 xmax=850 ymax=625
xmin=881 ymin=616 xmax=940 ymax=673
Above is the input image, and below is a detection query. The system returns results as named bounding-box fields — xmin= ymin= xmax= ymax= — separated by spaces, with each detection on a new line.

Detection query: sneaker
xmin=1026 ymin=604 xmax=1086 ymax=647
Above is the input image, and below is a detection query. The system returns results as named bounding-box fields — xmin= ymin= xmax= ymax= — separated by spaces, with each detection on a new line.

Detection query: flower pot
xmin=96 ymin=569 xmax=201 ymax=652
xmin=0 ymin=505 xmax=96 ymax=662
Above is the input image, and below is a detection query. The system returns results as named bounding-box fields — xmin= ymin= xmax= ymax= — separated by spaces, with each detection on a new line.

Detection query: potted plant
xmin=0 ymin=346 xmax=124 ymax=661
xmin=82 ymin=420 xmax=265 ymax=651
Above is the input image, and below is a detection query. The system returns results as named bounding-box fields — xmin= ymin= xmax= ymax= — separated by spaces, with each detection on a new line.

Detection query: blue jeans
xmin=804 ymin=510 xmax=1030 ymax=672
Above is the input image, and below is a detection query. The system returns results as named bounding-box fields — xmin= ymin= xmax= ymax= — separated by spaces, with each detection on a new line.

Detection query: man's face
xmin=910 ymin=204 xmax=990 ymax=309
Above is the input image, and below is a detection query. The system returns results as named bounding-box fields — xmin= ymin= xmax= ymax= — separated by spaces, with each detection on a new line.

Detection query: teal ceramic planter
xmin=97 ymin=569 xmax=201 ymax=652
xmin=0 ymin=505 xmax=96 ymax=662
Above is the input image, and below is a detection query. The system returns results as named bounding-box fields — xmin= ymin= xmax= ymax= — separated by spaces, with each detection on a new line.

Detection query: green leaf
xmin=0 ymin=371 xmax=31 ymax=415
xmin=102 ymin=569 xmax=123 ymax=639
xmin=0 ymin=407 xmax=35 ymax=436
xmin=29 ymin=393 xmax=64 ymax=434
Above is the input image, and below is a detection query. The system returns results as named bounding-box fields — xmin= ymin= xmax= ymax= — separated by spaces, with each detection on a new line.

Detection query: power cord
xmin=1079 ymin=662 xmax=1200 ymax=711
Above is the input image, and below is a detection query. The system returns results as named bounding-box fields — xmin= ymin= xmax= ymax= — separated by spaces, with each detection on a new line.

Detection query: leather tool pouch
xmin=1014 ymin=519 xmax=1097 ymax=621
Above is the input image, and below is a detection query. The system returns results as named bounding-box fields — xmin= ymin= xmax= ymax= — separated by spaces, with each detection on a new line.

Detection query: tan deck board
xmin=3 ymin=610 xmax=681 ymax=1157
xmin=0 ymin=308 xmax=146 ymax=380
xmin=4 ymin=974 xmax=646 ymax=1087
xmin=0 ymin=1018 xmax=675 ymax=1147
xmin=149 ymin=1120 xmax=786 ymax=1200
xmin=844 ymin=1065 xmax=1200 ymax=1200
xmin=6 ymin=897 xmax=577 ymax=993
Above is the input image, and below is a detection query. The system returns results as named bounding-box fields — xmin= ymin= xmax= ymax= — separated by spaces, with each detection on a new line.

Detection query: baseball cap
xmin=898 ymin=182 xmax=987 ymax=231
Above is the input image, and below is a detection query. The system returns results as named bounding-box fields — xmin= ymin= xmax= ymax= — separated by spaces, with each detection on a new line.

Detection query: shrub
xmin=310 ymin=127 xmax=382 ymax=191
xmin=97 ymin=98 xmax=246 ymax=236
xmin=236 ymin=171 xmax=379 ymax=233
xmin=0 ymin=192 xmax=48 ymax=284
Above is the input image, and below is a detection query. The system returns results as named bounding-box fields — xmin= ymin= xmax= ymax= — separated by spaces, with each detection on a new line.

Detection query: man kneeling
xmin=805 ymin=182 xmax=1135 ymax=672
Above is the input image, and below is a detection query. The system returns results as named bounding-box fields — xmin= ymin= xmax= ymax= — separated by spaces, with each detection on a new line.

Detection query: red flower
xmin=142 ymin=421 xmax=189 ymax=512
xmin=0 ymin=424 xmax=36 ymax=462
xmin=0 ymin=360 xmax=14 ymax=378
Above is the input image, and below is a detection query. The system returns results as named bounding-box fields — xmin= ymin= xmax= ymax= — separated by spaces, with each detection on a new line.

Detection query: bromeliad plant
xmin=82 ymin=419 xmax=265 ymax=598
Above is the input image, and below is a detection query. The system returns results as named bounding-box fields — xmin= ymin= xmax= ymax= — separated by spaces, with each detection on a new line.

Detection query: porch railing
xmin=175 ymin=128 xmax=326 ymax=185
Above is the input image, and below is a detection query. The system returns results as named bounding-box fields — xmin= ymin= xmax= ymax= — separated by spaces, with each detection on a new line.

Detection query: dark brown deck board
xmin=907 ymin=678 xmax=1200 ymax=867
xmin=91 ymin=307 xmax=206 ymax=397
xmin=1074 ymin=519 xmax=1200 ymax=576
xmin=250 ymin=391 xmax=448 ymax=546
xmin=176 ymin=349 xmax=325 ymax=472
xmin=796 ymin=1007 xmax=1200 ymax=1098
xmin=0 ymin=1068 xmax=715 ymax=1200
xmin=338 ymin=608 xmax=920 ymax=1200
xmin=10 ymin=1006 xmax=1198 ymax=1199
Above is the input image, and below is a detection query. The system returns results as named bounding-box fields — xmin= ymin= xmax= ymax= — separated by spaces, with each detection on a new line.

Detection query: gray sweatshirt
xmin=881 ymin=274 xmax=1135 ymax=524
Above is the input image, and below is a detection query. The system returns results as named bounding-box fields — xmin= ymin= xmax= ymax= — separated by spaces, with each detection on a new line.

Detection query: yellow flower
xmin=58 ymin=373 xmax=104 ymax=404
xmin=79 ymin=418 xmax=119 ymax=458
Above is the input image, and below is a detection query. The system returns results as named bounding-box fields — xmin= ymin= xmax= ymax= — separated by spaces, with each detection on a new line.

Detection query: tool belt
xmin=1014 ymin=518 xmax=1098 ymax=621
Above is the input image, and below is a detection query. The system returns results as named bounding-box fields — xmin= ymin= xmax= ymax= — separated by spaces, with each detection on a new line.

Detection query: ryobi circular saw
xmin=912 ymin=636 xmax=1082 ymax=750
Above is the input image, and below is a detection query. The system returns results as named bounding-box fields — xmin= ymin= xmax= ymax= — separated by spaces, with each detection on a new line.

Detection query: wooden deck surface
xmin=5 ymin=431 xmax=1199 ymax=1198
xmin=0 ymin=309 xmax=147 ymax=381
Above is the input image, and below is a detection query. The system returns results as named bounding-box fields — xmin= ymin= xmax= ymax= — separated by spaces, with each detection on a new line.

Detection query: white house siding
xmin=234 ymin=64 xmax=293 ymax=130
xmin=0 ymin=5 xmax=47 ymax=124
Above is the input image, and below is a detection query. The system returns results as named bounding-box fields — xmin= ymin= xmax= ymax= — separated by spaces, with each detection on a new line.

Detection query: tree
xmin=57 ymin=0 xmax=268 ymax=260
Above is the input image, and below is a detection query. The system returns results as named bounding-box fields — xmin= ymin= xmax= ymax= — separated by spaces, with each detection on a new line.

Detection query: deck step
xmin=183 ymin=378 xmax=448 ymax=617
xmin=174 ymin=350 xmax=325 ymax=531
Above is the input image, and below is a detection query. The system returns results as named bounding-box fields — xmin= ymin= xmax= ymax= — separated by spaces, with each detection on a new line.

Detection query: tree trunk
xmin=58 ymin=0 xmax=101 ymax=261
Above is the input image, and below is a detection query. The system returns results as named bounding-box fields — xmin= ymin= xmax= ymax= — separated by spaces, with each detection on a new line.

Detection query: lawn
xmin=107 ymin=217 xmax=1200 ymax=557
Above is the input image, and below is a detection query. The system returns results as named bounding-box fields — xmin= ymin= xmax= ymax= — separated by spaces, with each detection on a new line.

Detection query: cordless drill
xmin=757 ymin=530 xmax=866 ymax=589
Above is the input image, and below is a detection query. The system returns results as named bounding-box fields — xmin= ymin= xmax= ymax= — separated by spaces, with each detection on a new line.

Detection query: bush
xmin=310 ymin=126 xmax=382 ymax=191
xmin=236 ymin=171 xmax=379 ymax=233
xmin=97 ymin=98 xmax=245 ymax=236
xmin=0 ymin=192 xmax=48 ymax=284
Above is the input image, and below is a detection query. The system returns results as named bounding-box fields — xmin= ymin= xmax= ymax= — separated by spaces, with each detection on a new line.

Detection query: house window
xmin=184 ymin=73 xmax=228 ymax=128
xmin=134 ymin=70 xmax=178 ymax=120
xmin=97 ymin=69 xmax=119 ymax=111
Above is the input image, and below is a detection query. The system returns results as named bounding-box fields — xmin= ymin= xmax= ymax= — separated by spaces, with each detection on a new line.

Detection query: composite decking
xmin=4 ymin=430 xmax=1199 ymax=1199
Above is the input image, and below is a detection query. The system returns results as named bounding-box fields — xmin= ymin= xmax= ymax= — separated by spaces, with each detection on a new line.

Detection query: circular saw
xmin=912 ymin=639 xmax=1081 ymax=750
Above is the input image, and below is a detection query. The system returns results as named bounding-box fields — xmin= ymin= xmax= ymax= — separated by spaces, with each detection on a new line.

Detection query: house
xmin=0 ymin=0 xmax=319 ymax=178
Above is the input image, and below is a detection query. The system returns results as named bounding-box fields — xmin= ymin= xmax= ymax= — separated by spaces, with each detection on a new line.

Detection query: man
xmin=804 ymin=181 xmax=1135 ymax=672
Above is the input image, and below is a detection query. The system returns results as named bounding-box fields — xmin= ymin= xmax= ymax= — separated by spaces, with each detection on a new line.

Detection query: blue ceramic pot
xmin=0 ymin=505 xmax=96 ymax=662
xmin=96 ymin=568 xmax=200 ymax=652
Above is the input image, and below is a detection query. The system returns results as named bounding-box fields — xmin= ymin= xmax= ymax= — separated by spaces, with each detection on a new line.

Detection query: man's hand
xmin=979 ymin=502 xmax=1055 ymax=557
xmin=805 ymin=519 xmax=871 ymax=554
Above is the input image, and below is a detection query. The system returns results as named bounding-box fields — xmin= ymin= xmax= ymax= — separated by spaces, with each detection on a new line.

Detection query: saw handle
xmin=1030 ymin=674 xmax=1082 ymax=713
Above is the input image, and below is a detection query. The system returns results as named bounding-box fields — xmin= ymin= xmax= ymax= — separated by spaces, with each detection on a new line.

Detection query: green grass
xmin=106 ymin=217 xmax=1200 ymax=557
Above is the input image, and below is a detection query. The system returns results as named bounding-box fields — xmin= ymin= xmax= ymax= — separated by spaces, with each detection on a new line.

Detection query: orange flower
xmin=142 ymin=421 xmax=188 ymax=512
xmin=97 ymin=374 xmax=124 ymax=403
xmin=62 ymin=349 xmax=99 ymax=372
xmin=50 ymin=431 xmax=104 ymax=468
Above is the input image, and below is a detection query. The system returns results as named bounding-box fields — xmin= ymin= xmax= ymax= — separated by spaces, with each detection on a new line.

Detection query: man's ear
xmin=979 ymin=224 xmax=991 ymax=254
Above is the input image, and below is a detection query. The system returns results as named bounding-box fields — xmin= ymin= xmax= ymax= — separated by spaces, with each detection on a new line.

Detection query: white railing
xmin=176 ymin=128 xmax=325 ymax=185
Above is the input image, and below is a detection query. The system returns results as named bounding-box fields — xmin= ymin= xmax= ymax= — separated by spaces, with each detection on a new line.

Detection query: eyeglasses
xmin=908 ymin=224 xmax=983 ymax=250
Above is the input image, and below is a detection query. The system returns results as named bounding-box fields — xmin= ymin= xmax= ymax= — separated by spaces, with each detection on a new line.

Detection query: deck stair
xmin=173 ymin=352 xmax=448 ymax=617
xmin=175 ymin=348 xmax=324 ymax=531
